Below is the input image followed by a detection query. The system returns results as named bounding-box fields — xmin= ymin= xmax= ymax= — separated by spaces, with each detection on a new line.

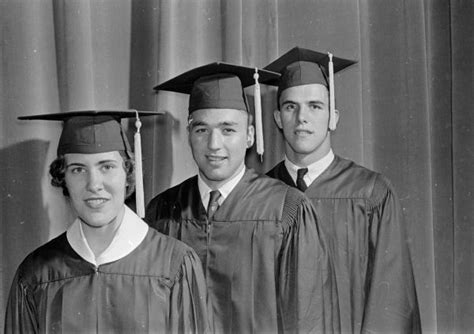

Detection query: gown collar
xmin=67 ymin=205 xmax=148 ymax=266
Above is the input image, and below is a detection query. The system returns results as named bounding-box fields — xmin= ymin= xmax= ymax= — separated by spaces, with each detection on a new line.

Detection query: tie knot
xmin=209 ymin=190 xmax=221 ymax=204
xmin=297 ymin=168 xmax=308 ymax=179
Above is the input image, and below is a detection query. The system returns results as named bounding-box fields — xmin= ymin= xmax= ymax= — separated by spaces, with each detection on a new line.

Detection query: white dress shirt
xmin=284 ymin=149 xmax=335 ymax=188
xmin=198 ymin=165 xmax=246 ymax=209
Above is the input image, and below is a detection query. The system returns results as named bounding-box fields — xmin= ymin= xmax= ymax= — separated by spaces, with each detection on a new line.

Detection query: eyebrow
xmin=190 ymin=120 xmax=239 ymax=127
xmin=281 ymin=99 xmax=325 ymax=106
xmin=66 ymin=159 xmax=119 ymax=168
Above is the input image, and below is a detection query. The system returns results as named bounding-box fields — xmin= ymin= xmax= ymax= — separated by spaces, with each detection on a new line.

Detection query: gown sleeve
xmin=361 ymin=175 xmax=421 ymax=333
xmin=278 ymin=189 xmax=340 ymax=333
xmin=168 ymin=249 xmax=209 ymax=334
xmin=4 ymin=271 xmax=38 ymax=334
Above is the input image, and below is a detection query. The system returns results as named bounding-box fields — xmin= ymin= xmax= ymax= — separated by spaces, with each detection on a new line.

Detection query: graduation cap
xmin=18 ymin=109 xmax=163 ymax=218
xmin=264 ymin=47 xmax=357 ymax=130
xmin=154 ymin=62 xmax=281 ymax=158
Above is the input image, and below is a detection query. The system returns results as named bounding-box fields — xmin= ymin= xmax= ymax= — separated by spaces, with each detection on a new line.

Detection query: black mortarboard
xmin=264 ymin=46 xmax=356 ymax=130
xmin=18 ymin=109 xmax=163 ymax=218
xmin=154 ymin=62 xmax=280 ymax=157
xmin=264 ymin=46 xmax=356 ymax=90
xmin=18 ymin=110 xmax=161 ymax=156
xmin=154 ymin=62 xmax=280 ymax=113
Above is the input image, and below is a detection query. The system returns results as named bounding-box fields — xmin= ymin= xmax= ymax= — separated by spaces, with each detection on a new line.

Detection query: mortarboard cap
xmin=154 ymin=62 xmax=280 ymax=158
xmin=18 ymin=110 xmax=161 ymax=156
xmin=18 ymin=109 xmax=163 ymax=218
xmin=264 ymin=47 xmax=356 ymax=130
xmin=154 ymin=62 xmax=280 ymax=113
xmin=264 ymin=46 xmax=356 ymax=92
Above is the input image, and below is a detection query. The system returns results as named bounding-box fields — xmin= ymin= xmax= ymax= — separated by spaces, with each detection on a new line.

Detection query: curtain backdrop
xmin=1 ymin=0 xmax=472 ymax=332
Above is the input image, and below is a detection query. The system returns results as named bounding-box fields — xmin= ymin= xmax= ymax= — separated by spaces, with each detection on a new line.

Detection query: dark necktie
xmin=296 ymin=168 xmax=308 ymax=192
xmin=207 ymin=190 xmax=221 ymax=220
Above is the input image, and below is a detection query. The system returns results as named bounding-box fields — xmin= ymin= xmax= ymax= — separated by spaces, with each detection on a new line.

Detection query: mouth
xmin=294 ymin=129 xmax=313 ymax=136
xmin=206 ymin=155 xmax=227 ymax=163
xmin=84 ymin=198 xmax=109 ymax=208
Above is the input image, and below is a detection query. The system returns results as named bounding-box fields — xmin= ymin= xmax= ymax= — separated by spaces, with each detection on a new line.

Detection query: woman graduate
xmin=5 ymin=110 xmax=208 ymax=333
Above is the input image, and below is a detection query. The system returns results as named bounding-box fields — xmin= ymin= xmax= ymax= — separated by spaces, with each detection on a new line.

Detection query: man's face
xmin=188 ymin=108 xmax=254 ymax=189
xmin=64 ymin=151 xmax=127 ymax=229
xmin=274 ymin=83 xmax=338 ymax=165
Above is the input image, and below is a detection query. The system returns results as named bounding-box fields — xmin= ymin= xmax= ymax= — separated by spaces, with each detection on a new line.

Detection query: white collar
xmin=198 ymin=165 xmax=246 ymax=209
xmin=285 ymin=150 xmax=335 ymax=187
xmin=66 ymin=205 xmax=148 ymax=266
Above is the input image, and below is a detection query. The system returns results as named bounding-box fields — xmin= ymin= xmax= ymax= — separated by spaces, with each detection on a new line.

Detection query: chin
xmin=291 ymin=146 xmax=315 ymax=155
xmin=205 ymin=173 xmax=228 ymax=183
xmin=85 ymin=214 xmax=115 ymax=227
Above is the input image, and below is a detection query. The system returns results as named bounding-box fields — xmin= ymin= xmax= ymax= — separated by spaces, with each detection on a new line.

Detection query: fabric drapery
xmin=1 ymin=0 xmax=473 ymax=332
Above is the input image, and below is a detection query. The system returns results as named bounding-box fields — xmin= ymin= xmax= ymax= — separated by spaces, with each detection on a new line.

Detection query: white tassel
xmin=253 ymin=68 xmax=264 ymax=161
xmin=134 ymin=111 xmax=145 ymax=218
xmin=328 ymin=52 xmax=336 ymax=131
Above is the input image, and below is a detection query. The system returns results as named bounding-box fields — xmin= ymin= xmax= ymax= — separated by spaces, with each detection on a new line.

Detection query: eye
xmin=309 ymin=103 xmax=323 ymax=111
xmin=193 ymin=126 xmax=208 ymax=134
xmin=68 ymin=166 xmax=86 ymax=174
xmin=101 ymin=163 xmax=117 ymax=172
xmin=222 ymin=128 xmax=236 ymax=134
xmin=282 ymin=103 xmax=296 ymax=112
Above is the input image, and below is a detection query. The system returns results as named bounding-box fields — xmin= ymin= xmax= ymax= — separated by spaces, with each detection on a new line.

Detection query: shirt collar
xmin=198 ymin=165 xmax=246 ymax=208
xmin=66 ymin=205 xmax=148 ymax=266
xmin=285 ymin=149 xmax=335 ymax=187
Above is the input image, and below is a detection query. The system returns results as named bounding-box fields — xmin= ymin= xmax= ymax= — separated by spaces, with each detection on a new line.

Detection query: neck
xmin=80 ymin=206 xmax=125 ymax=257
xmin=286 ymin=138 xmax=332 ymax=167
xmin=200 ymin=162 xmax=245 ymax=190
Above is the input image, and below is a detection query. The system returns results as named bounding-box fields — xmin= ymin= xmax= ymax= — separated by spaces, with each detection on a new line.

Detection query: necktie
xmin=296 ymin=168 xmax=308 ymax=192
xmin=207 ymin=190 xmax=221 ymax=220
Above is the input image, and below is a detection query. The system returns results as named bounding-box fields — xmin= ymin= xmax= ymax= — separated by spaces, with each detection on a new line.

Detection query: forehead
xmin=189 ymin=108 xmax=248 ymax=124
xmin=64 ymin=151 xmax=123 ymax=164
xmin=280 ymin=83 xmax=328 ymax=103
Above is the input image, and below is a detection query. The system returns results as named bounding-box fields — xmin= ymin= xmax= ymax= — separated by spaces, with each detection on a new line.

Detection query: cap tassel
xmin=328 ymin=52 xmax=337 ymax=131
xmin=253 ymin=68 xmax=264 ymax=161
xmin=134 ymin=111 xmax=145 ymax=218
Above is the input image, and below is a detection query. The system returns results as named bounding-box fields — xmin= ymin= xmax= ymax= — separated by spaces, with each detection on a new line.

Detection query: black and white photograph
xmin=1 ymin=0 xmax=472 ymax=332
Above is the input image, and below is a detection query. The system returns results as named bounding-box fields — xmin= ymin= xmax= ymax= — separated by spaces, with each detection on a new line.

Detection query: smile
xmin=294 ymin=129 xmax=313 ymax=135
xmin=84 ymin=198 xmax=108 ymax=208
xmin=206 ymin=155 xmax=226 ymax=162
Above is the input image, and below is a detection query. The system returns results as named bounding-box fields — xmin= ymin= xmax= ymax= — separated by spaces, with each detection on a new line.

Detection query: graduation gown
xmin=267 ymin=155 xmax=421 ymax=333
xmin=5 ymin=211 xmax=208 ymax=333
xmin=146 ymin=168 xmax=337 ymax=333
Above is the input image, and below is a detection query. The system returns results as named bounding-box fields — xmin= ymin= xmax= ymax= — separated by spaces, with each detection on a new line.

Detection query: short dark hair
xmin=49 ymin=151 xmax=135 ymax=198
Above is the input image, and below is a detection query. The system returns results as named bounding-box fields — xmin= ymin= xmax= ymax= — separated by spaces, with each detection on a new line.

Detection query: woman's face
xmin=64 ymin=151 xmax=127 ymax=228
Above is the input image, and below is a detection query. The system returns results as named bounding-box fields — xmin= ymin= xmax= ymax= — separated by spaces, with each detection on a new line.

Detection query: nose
xmin=207 ymin=129 xmax=223 ymax=150
xmin=296 ymin=105 xmax=308 ymax=124
xmin=86 ymin=169 xmax=104 ymax=192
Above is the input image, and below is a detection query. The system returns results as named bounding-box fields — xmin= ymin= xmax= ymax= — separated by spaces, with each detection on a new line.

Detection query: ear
xmin=246 ymin=124 xmax=255 ymax=148
xmin=273 ymin=109 xmax=283 ymax=129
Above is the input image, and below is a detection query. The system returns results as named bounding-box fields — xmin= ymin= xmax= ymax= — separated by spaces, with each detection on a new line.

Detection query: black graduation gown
xmin=146 ymin=168 xmax=338 ymax=333
xmin=267 ymin=156 xmax=421 ymax=333
xmin=5 ymin=229 xmax=208 ymax=333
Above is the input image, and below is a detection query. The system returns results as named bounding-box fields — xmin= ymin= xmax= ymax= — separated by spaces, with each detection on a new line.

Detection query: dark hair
xmin=49 ymin=151 xmax=135 ymax=198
